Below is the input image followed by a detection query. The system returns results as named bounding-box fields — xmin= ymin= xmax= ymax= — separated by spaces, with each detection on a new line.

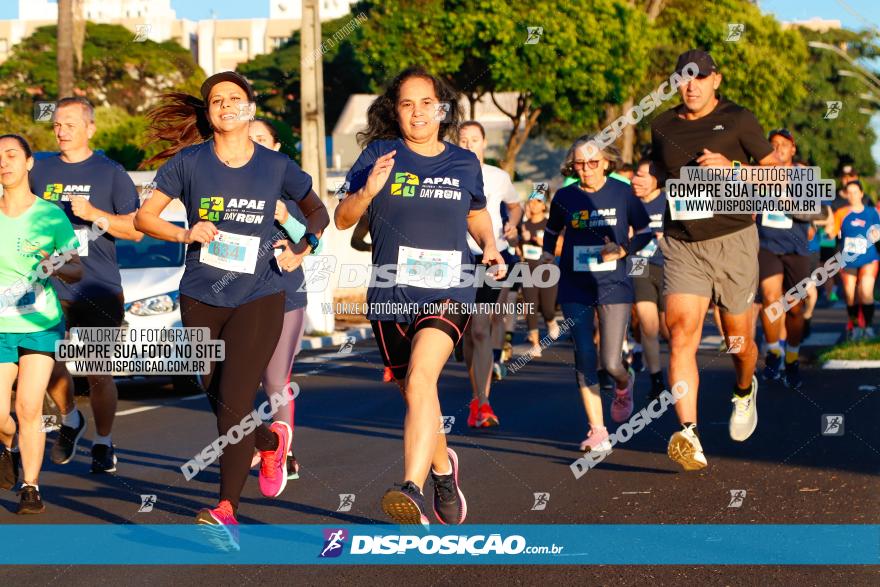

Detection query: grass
xmin=818 ymin=336 xmax=880 ymax=363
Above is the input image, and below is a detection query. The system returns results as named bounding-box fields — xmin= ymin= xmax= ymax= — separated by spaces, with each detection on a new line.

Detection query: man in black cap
xmin=650 ymin=49 xmax=781 ymax=471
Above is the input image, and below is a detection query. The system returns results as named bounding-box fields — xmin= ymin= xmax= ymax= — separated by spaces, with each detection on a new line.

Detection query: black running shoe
xmin=91 ymin=443 xmax=117 ymax=473
xmin=631 ymin=351 xmax=644 ymax=373
xmin=16 ymin=485 xmax=45 ymax=514
xmin=598 ymin=369 xmax=614 ymax=391
xmin=762 ymin=351 xmax=782 ymax=381
xmin=431 ymin=448 xmax=467 ymax=525
xmin=783 ymin=360 xmax=803 ymax=392
xmin=0 ymin=445 xmax=20 ymax=490
xmin=50 ymin=410 xmax=87 ymax=465
xmin=381 ymin=480 xmax=429 ymax=526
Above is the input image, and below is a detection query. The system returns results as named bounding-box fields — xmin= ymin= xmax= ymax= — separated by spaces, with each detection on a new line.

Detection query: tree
xmin=57 ymin=0 xmax=74 ymax=96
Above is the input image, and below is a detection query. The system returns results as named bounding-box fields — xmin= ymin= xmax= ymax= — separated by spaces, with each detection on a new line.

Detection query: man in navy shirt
xmin=30 ymin=97 xmax=142 ymax=474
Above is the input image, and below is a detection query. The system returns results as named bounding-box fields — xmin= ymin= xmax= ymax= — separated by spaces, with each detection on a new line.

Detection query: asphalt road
xmin=1 ymin=306 xmax=878 ymax=584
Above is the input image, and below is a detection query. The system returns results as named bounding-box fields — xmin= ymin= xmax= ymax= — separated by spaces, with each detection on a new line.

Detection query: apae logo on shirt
xmin=390 ymin=172 xmax=419 ymax=197
xmin=42 ymin=183 xmax=91 ymax=202
xmin=389 ymin=171 xmax=462 ymax=201
xmin=199 ymin=196 xmax=266 ymax=224
xmin=17 ymin=238 xmax=43 ymax=257
xmin=571 ymin=208 xmax=618 ymax=228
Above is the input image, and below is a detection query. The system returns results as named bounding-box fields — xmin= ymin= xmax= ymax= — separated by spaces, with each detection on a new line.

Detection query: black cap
xmin=768 ymin=128 xmax=795 ymax=145
xmin=200 ymin=71 xmax=255 ymax=103
xmin=675 ymin=49 xmax=718 ymax=76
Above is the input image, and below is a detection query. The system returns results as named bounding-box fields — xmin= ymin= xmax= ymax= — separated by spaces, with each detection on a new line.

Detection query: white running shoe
xmin=667 ymin=425 xmax=707 ymax=471
xmin=729 ymin=375 xmax=759 ymax=442
xmin=864 ymin=326 xmax=876 ymax=340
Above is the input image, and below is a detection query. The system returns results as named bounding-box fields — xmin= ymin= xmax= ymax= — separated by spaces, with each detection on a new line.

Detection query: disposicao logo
xmin=390 ymin=172 xmax=419 ymax=197
xmin=319 ymin=528 xmax=348 ymax=558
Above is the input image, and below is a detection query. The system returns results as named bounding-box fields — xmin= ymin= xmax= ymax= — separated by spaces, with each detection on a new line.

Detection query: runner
xmin=248 ymin=117 xmax=317 ymax=479
xmin=0 ymin=134 xmax=83 ymax=513
xmin=756 ymin=129 xmax=821 ymax=390
xmin=30 ymin=97 xmax=143 ymax=474
xmin=630 ymin=157 xmax=669 ymax=401
xmin=335 ymin=66 xmax=504 ymax=525
xmin=541 ymin=136 xmax=651 ymax=453
xmin=649 ymin=50 xmax=781 ymax=470
xmin=519 ymin=190 xmax=560 ymax=354
xmin=829 ymin=180 xmax=880 ymax=340
xmin=135 ymin=71 xmax=329 ymax=547
xmin=458 ymin=120 xmax=521 ymax=428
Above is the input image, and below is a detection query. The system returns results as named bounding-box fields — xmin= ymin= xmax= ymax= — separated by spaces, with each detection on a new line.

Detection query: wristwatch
xmin=304 ymin=233 xmax=320 ymax=254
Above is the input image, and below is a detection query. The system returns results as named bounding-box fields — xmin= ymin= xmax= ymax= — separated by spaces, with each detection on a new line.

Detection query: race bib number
xmin=843 ymin=237 xmax=868 ymax=256
xmin=761 ymin=212 xmax=793 ymax=230
xmin=0 ymin=282 xmax=48 ymax=317
xmin=396 ymin=246 xmax=462 ymax=288
xmin=637 ymin=239 xmax=658 ymax=258
xmin=522 ymin=244 xmax=542 ymax=261
xmin=669 ymin=199 xmax=713 ymax=221
xmin=74 ymin=228 xmax=89 ymax=257
xmin=573 ymin=245 xmax=617 ymax=272
xmin=199 ymin=231 xmax=261 ymax=274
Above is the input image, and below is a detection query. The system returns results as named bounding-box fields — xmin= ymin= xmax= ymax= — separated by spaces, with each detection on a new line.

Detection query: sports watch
xmin=304 ymin=233 xmax=320 ymax=254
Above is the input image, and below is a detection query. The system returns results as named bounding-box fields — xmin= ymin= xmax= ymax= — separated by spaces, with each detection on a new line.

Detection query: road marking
xmin=116 ymin=393 xmax=202 ymax=417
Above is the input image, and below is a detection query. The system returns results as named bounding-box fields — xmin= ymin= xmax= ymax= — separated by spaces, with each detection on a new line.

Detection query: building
xmin=0 ymin=0 xmax=358 ymax=75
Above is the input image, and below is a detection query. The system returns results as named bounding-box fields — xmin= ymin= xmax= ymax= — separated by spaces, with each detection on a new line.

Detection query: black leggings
xmin=180 ymin=292 xmax=284 ymax=508
xmin=522 ymin=260 xmax=557 ymax=331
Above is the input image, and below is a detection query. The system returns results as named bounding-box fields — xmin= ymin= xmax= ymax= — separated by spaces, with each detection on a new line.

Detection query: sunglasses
xmin=573 ymin=160 xmax=602 ymax=170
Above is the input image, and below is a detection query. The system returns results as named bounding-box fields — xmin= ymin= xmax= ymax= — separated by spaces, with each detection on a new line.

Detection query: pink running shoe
xmin=195 ymin=500 xmax=240 ymax=552
xmin=578 ymin=426 xmax=612 ymax=453
xmin=259 ymin=421 xmax=292 ymax=498
xmin=611 ymin=374 xmax=634 ymax=423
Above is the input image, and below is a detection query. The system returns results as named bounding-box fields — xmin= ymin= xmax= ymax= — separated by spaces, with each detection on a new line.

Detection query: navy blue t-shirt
xmin=154 ymin=140 xmax=312 ymax=307
xmin=30 ymin=153 xmax=139 ymax=301
xmin=544 ymin=179 xmax=651 ymax=305
xmin=343 ymin=139 xmax=486 ymax=322
xmin=279 ymin=202 xmax=307 ymax=312
xmin=757 ymin=212 xmax=811 ymax=256
xmin=634 ymin=191 xmax=666 ymax=267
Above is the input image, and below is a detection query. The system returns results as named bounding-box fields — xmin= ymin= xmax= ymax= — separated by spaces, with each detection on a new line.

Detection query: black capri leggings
xmin=522 ymin=259 xmax=557 ymax=331
xmin=180 ymin=292 xmax=285 ymax=508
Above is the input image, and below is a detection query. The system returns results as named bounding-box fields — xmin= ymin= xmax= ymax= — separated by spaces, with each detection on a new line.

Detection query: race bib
xmin=396 ymin=246 xmax=462 ymax=289
xmin=74 ymin=228 xmax=89 ymax=257
xmin=669 ymin=198 xmax=713 ymax=221
xmin=761 ymin=212 xmax=793 ymax=230
xmin=637 ymin=239 xmax=658 ymax=258
xmin=522 ymin=244 xmax=542 ymax=261
xmin=199 ymin=231 xmax=261 ymax=274
xmin=573 ymin=245 xmax=617 ymax=272
xmin=843 ymin=237 xmax=868 ymax=256
xmin=0 ymin=282 xmax=48 ymax=317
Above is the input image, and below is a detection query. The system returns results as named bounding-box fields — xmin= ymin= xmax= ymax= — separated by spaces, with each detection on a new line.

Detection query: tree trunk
xmin=495 ymin=92 xmax=541 ymax=177
xmin=72 ymin=0 xmax=85 ymax=72
xmin=57 ymin=0 xmax=74 ymax=97
xmin=621 ymin=97 xmax=635 ymax=163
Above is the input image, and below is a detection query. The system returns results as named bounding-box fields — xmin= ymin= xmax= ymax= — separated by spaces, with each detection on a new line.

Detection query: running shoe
xmin=467 ymin=398 xmax=479 ymax=428
xmin=90 ymin=443 xmax=117 ymax=474
xmin=287 ymin=452 xmax=300 ymax=480
xmin=667 ymin=425 xmax=707 ymax=471
xmin=610 ymin=371 xmax=634 ymax=423
xmin=476 ymin=402 xmax=500 ymax=428
xmin=492 ymin=362 xmax=507 ymax=381
xmin=578 ymin=426 xmax=612 ymax=453
xmin=529 ymin=344 xmax=543 ymax=358
xmin=865 ymin=326 xmax=877 ymax=339
xmin=783 ymin=360 xmax=803 ymax=392
xmin=431 ymin=448 xmax=467 ymax=525
xmin=195 ymin=500 xmax=240 ymax=552
xmin=729 ymin=375 xmax=759 ymax=442
xmin=0 ymin=445 xmax=20 ymax=490
xmin=631 ymin=350 xmax=644 ymax=373
xmin=50 ymin=409 xmax=87 ymax=465
xmin=717 ymin=340 xmax=728 ymax=353
xmin=381 ymin=481 xmax=429 ymax=526
xmin=852 ymin=327 xmax=865 ymax=341
xmin=259 ymin=421 xmax=292 ymax=498
xmin=548 ymin=321 xmax=560 ymax=340
xmin=382 ymin=367 xmax=394 ymax=383
xmin=16 ymin=485 xmax=45 ymax=514
xmin=501 ymin=340 xmax=513 ymax=363
xmin=762 ymin=351 xmax=782 ymax=381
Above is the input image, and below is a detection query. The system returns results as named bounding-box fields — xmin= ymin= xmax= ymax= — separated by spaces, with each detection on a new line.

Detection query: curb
xmin=821 ymin=360 xmax=880 ymax=370
xmin=300 ymin=325 xmax=373 ymax=351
